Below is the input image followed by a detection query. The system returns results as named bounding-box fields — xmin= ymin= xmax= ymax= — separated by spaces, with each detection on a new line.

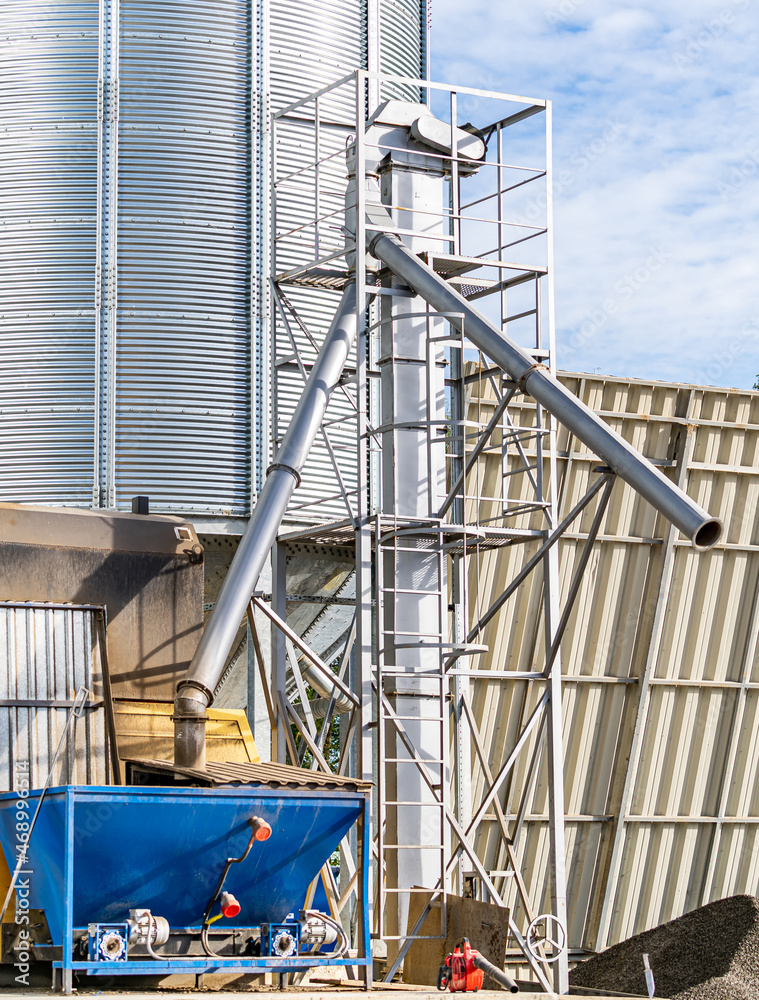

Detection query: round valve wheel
xmin=526 ymin=913 xmax=566 ymax=964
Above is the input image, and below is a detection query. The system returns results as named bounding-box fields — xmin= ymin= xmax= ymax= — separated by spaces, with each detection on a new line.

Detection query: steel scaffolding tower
xmin=264 ymin=72 xmax=599 ymax=994
xmin=174 ymin=70 xmax=720 ymax=995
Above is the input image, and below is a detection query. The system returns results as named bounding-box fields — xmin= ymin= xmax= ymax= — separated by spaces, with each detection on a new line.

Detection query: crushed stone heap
xmin=569 ymin=895 xmax=759 ymax=1000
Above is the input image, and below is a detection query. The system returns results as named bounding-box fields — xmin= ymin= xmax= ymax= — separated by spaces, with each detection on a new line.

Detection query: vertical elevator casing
xmin=0 ymin=0 xmax=427 ymax=516
xmin=370 ymin=109 xmax=449 ymax=946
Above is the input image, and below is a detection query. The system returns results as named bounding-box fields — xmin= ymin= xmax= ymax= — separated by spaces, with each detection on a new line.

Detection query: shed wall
xmin=465 ymin=372 xmax=759 ymax=951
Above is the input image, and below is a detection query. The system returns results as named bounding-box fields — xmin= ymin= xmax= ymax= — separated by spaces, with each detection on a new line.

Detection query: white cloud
xmin=431 ymin=0 xmax=759 ymax=389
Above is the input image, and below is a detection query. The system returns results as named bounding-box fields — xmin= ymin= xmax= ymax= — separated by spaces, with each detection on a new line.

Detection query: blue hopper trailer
xmin=0 ymin=759 xmax=371 ymax=992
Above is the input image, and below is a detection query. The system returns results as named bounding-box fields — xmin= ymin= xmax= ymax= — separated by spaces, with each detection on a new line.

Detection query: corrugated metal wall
xmin=0 ymin=0 xmax=253 ymax=515
xmin=271 ymin=0 xmax=428 ymax=522
xmin=0 ymin=0 xmax=429 ymax=518
xmin=270 ymin=0 xmax=366 ymax=521
xmin=0 ymin=604 xmax=111 ymax=789
xmin=0 ymin=3 xmax=99 ymax=506
xmin=464 ymin=372 xmax=759 ymax=953
xmin=114 ymin=0 xmax=253 ymax=515
xmin=379 ymin=0 xmax=425 ymax=96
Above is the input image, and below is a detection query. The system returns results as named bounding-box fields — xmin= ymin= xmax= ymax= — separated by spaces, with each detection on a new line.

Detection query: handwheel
xmin=526 ymin=913 xmax=566 ymax=963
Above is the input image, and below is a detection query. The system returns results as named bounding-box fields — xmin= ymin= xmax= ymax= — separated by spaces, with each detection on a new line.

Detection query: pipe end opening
xmin=693 ymin=518 xmax=722 ymax=551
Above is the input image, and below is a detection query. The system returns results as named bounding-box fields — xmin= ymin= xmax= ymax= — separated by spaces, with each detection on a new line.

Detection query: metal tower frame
xmin=175 ymin=69 xmax=718 ymax=995
xmin=266 ymin=71 xmax=574 ymax=992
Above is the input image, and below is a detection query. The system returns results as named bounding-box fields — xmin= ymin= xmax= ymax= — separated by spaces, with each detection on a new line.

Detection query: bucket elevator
xmin=0 ymin=71 xmax=722 ymax=996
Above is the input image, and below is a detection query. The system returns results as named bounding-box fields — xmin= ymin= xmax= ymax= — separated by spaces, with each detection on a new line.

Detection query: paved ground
xmin=0 ymin=968 xmax=653 ymax=998
xmin=0 ymin=981 xmax=650 ymax=998
xmin=3 ymin=986 xmax=640 ymax=1000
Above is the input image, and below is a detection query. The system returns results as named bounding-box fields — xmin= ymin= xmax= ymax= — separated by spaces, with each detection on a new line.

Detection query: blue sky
xmin=430 ymin=0 xmax=759 ymax=389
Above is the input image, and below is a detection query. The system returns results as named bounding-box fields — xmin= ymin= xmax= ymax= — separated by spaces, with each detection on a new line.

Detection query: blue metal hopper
xmin=0 ymin=784 xmax=364 ymax=946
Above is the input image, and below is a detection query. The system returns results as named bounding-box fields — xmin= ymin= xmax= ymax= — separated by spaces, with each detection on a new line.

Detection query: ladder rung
xmin=380 ymin=844 xmax=445 ymax=850
xmin=383 ymin=800 xmax=447 ymax=806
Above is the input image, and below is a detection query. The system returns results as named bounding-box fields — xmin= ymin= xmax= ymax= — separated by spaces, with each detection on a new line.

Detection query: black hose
xmin=200 ymin=818 xmax=260 ymax=958
xmin=472 ymin=952 xmax=519 ymax=993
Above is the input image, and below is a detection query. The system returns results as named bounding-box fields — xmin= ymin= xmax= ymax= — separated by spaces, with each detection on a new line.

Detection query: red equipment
xmin=437 ymin=937 xmax=519 ymax=994
xmin=220 ymin=892 xmax=241 ymax=918
xmin=437 ymin=939 xmax=483 ymax=993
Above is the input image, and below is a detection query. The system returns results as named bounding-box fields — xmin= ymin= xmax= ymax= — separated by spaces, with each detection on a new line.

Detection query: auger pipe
xmin=174 ymin=282 xmax=365 ymax=769
xmin=369 ymin=233 xmax=722 ymax=552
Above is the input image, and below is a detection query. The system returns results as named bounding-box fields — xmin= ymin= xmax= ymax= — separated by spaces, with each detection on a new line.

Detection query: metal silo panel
xmin=0 ymin=4 xmax=98 ymax=506
xmin=380 ymin=0 xmax=424 ymax=99
xmin=270 ymin=0 xmax=427 ymax=521
xmin=114 ymin=1 xmax=252 ymax=515
xmin=270 ymin=0 xmax=366 ymax=520
xmin=270 ymin=0 xmax=366 ymax=118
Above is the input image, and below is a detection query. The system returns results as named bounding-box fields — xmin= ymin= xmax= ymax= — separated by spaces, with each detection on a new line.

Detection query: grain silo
xmin=0 ymin=0 xmax=428 ymax=517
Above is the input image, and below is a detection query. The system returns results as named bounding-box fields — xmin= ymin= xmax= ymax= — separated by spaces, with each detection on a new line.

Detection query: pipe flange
xmin=265 ymin=462 xmax=301 ymax=488
xmin=173 ymin=678 xmax=213 ymax=717
xmin=518 ymin=362 xmax=549 ymax=394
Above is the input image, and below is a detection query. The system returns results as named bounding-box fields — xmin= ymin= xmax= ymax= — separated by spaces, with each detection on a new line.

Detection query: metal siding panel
xmin=115 ymin=0 xmax=252 ymax=514
xmin=380 ymin=0 xmax=423 ymax=99
xmin=270 ymin=0 xmax=424 ymax=521
xmin=0 ymin=1 xmax=426 ymax=516
xmin=270 ymin=0 xmax=364 ymax=521
xmin=0 ymin=605 xmax=109 ymax=790
xmin=0 ymin=5 xmax=98 ymax=505
xmin=464 ymin=371 xmax=759 ymax=954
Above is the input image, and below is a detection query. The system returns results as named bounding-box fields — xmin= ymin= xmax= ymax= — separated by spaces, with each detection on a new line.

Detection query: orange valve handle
xmin=249 ymin=816 xmax=272 ymax=841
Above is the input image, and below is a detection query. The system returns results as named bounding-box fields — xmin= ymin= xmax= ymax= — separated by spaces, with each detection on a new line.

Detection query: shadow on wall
xmin=0 ymin=503 xmax=204 ymax=700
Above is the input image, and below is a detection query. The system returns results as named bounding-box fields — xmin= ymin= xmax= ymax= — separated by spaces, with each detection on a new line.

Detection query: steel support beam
xmin=368 ymin=233 xmax=721 ymax=551
xmin=174 ymin=283 xmax=367 ymax=767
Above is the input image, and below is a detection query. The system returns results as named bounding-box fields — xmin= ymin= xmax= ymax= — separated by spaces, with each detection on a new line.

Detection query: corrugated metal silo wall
xmin=270 ymin=0 xmax=366 ymax=521
xmin=271 ymin=0 xmax=428 ymax=521
xmin=0 ymin=3 xmax=99 ymax=506
xmin=0 ymin=0 xmax=428 ymax=517
xmin=0 ymin=0 xmax=253 ymax=515
xmin=464 ymin=372 xmax=759 ymax=953
xmin=115 ymin=0 xmax=253 ymax=515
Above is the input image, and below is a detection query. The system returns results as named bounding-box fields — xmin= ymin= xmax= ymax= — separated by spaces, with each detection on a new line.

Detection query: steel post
xmin=174 ymin=283 xmax=366 ymax=766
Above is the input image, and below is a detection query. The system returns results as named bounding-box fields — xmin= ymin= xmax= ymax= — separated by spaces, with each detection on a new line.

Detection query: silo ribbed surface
xmin=381 ymin=0 xmax=426 ymax=93
xmin=0 ymin=0 xmax=427 ymax=516
xmin=270 ymin=0 xmax=366 ymax=520
xmin=115 ymin=0 xmax=252 ymax=515
xmin=270 ymin=0 xmax=426 ymax=520
xmin=0 ymin=2 xmax=98 ymax=506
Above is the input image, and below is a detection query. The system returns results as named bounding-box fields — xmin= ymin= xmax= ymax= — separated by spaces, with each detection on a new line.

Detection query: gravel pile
xmin=569 ymin=895 xmax=759 ymax=999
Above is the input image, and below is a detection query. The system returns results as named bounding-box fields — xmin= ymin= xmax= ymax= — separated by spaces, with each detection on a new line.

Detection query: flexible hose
xmin=472 ymin=952 xmax=519 ymax=993
xmin=200 ymin=819 xmax=261 ymax=958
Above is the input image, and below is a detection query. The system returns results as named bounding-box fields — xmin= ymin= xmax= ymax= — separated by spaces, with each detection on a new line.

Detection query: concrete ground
xmin=1 ymin=966 xmax=653 ymax=998
xmin=6 ymin=992 xmax=641 ymax=1000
